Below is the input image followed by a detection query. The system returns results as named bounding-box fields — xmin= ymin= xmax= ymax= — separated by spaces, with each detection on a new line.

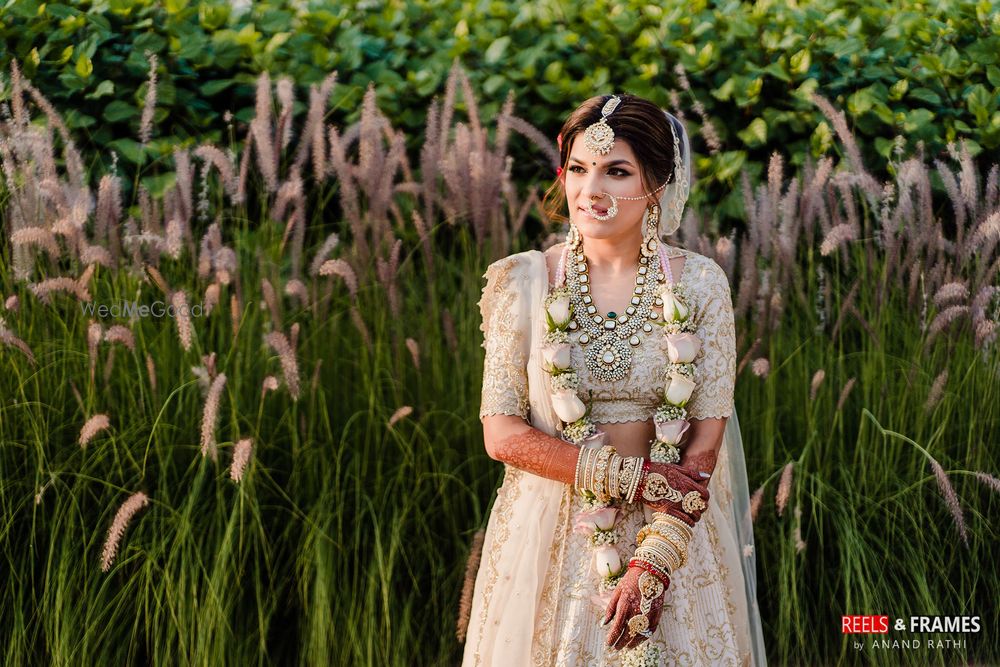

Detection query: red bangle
xmin=628 ymin=558 xmax=671 ymax=588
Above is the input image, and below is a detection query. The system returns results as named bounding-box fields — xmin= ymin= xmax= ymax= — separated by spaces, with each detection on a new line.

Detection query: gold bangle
xmin=637 ymin=536 xmax=682 ymax=572
xmin=609 ymin=454 xmax=621 ymax=500
xmin=574 ymin=448 xmax=586 ymax=492
xmin=653 ymin=513 xmax=695 ymax=540
xmin=595 ymin=446 xmax=615 ymax=501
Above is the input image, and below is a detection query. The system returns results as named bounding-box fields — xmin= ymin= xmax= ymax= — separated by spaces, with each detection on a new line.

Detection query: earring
xmin=567 ymin=222 xmax=582 ymax=249
xmin=641 ymin=204 xmax=660 ymax=258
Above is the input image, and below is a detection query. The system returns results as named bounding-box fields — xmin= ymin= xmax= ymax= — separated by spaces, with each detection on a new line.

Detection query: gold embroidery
xmin=479 ymin=256 xmax=530 ymax=419
xmin=561 ymin=248 xmax=737 ymax=424
xmin=472 ymin=466 xmax=524 ymax=664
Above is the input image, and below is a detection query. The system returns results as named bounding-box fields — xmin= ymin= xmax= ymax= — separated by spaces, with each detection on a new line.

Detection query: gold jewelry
xmin=594 ymin=445 xmax=615 ymax=500
xmin=626 ymin=460 xmax=644 ymax=504
xmin=566 ymin=245 xmax=664 ymax=383
xmin=641 ymin=472 xmax=684 ymax=504
xmin=682 ymin=490 xmax=707 ymax=514
xmin=583 ymin=95 xmax=621 ymax=156
xmin=609 ymin=453 xmax=621 ymax=499
xmin=627 ymin=613 xmax=650 ymax=638
xmin=638 ymin=570 xmax=665 ymax=614
xmin=636 ymin=535 xmax=682 ymax=572
xmin=653 ymin=512 xmax=695 ymax=541
xmin=574 ymin=448 xmax=585 ymax=491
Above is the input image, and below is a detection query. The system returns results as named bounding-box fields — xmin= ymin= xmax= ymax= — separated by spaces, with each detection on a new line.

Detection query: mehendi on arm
xmin=679 ymin=417 xmax=727 ymax=479
xmin=488 ymin=424 xmax=579 ymax=486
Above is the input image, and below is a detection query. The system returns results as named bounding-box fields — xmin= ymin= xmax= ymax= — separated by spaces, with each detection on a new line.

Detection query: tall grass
xmin=1 ymin=56 xmax=998 ymax=666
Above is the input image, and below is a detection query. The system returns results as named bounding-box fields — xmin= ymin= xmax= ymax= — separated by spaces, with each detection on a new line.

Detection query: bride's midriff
xmin=596 ymin=419 xmax=655 ymax=458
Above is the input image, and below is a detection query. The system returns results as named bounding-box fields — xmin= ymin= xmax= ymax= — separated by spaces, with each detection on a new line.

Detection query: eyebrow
xmin=568 ymin=157 xmax=635 ymax=168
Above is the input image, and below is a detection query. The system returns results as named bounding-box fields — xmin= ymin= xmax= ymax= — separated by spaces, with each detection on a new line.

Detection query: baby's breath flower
xmin=589 ymin=527 xmax=623 ymax=547
xmin=666 ymin=362 xmax=697 ymax=380
xmin=580 ymin=493 xmax=611 ymax=513
xmin=550 ymin=370 xmax=580 ymax=392
xmin=655 ymin=404 xmax=686 ymax=423
xmin=543 ymin=329 xmax=570 ymax=345
xmin=600 ymin=570 xmax=625 ymax=588
xmin=562 ymin=416 xmax=596 ymax=443
xmin=621 ymin=644 xmax=662 ymax=667
xmin=661 ymin=318 xmax=697 ymax=334
xmin=650 ymin=441 xmax=681 ymax=464
xmin=544 ymin=286 xmax=571 ymax=305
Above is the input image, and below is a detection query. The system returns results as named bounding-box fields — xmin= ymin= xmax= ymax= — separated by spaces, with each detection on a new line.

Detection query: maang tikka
xmin=581 ymin=95 xmax=670 ymax=223
xmin=583 ymin=95 xmax=621 ymax=156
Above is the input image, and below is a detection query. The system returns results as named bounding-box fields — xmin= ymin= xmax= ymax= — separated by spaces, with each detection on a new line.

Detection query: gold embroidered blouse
xmin=478 ymin=247 xmax=736 ymax=423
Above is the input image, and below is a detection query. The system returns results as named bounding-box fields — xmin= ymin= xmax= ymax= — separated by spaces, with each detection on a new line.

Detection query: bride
xmin=463 ymin=94 xmax=767 ymax=666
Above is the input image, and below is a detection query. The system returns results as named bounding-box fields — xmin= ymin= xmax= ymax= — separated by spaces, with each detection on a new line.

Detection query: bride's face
xmin=563 ymin=137 xmax=649 ymax=242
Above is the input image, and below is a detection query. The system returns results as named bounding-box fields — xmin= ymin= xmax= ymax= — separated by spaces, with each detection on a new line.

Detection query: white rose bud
xmin=547 ymin=296 xmax=571 ymax=327
xmin=551 ymin=389 xmax=586 ymax=423
xmin=664 ymin=372 xmax=697 ymax=406
xmin=661 ymin=290 xmax=690 ymax=322
xmin=655 ymin=419 xmax=690 ymax=445
xmin=541 ymin=342 xmax=571 ymax=370
xmin=665 ymin=333 xmax=701 ymax=363
xmin=593 ymin=546 xmax=624 ymax=577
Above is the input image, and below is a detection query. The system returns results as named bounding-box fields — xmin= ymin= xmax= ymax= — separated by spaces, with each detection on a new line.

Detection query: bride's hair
xmin=541 ymin=94 xmax=677 ymax=226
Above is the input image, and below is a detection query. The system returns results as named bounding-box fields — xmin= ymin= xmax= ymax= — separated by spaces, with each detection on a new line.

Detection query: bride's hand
xmin=602 ymin=565 xmax=668 ymax=651
xmin=638 ymin=462 xmax=710 ymax=526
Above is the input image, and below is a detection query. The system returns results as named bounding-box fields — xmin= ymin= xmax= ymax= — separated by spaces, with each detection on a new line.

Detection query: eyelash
xmin=567 ymin=165 xmax=630 ymax=177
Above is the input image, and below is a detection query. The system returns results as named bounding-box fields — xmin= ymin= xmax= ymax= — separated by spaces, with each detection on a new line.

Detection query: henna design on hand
xmin=637 ymin=462 xmax=711 ymax=526
xmin=682 ymin=450 xmax=718 ymax=479
xmin=493 ymin=429 xmax=577 ymax=485
xmin=603 ymin=566 xmax=668 ymax=651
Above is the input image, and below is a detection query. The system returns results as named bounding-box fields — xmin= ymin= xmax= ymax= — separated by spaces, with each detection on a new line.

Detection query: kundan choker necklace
xmin=565 ymin=231 xmax=668 ymax=382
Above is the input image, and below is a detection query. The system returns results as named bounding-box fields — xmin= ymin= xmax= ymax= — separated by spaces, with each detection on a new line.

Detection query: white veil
xmin=660 ymin=109 xmax=768 ymax=666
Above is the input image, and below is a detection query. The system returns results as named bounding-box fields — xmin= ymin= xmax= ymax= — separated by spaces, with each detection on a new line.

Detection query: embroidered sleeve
xmin=478 ymin=256 xmax=531 ymax=420
xmin=687 ymin=259 xmax=736 ymax=420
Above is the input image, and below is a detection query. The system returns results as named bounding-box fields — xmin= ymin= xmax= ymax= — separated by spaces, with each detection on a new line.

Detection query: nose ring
xmin=584 ymin=192 xmax=619 ymax=221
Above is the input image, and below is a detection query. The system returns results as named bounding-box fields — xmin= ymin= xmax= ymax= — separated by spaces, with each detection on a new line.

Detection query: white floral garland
xmin=541 ymin=271 xmax=704 ymax=663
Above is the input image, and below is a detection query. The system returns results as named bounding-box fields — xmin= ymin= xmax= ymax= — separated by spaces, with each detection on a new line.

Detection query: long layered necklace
xmin=565 ymin=234 xmax=667 ymax=382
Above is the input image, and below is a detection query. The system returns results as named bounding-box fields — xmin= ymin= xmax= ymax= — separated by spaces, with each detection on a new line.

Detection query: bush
xmin=2 ymin=0 xmax=998 ymax=227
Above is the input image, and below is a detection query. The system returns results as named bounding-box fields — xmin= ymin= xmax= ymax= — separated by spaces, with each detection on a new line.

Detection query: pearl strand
xmin=658 ymin=242 xmax=674 ymax=285
xmin=556 ymin=241 xmax=570 ymax=288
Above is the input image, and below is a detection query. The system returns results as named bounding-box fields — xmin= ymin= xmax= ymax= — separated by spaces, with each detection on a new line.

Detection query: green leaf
xmin=200 ymin=79 xmax=237 ymax=96
xmin=164 ymin=0 xmax=190 ymax=14
xmin=902 ymin=108 xmax=935 ymax=134
xmin=712 ymin=77 xmax=737 ymax=102
xmin=737 ymin=118 xmax=768 ymax=147
xmin=847 ymin=87 xmax=875 ymax=116
xmin=790 ymin=49 xmax=811 ymax=75
xmin=103 ymin=101 xmax=138 ymax=123
xmin=85 ymin=80 xmax=115 ymax=100
xmin=908 ymin=88 xmax=941 ymax=105
xmin=75 ymin=54 xmax=93 ymax=78
xmin=888 ymin=79 xmax=908 ymax=101
xmin=483 ymin=74 xmax=506 ymax=95
xmin=108 ymin=138 xmax=145 ymax=165
xmin=985 ymin=66 xmax=1000 ymax=89
xmin=484 ymin=36 xmax=511 ymax=64
xmin=966 ymin=84 xmax=995 ymax=126
xmin=810 ymin=121 xmax=832 ymax=157
xmin=713 ymin=150 xmax=747 ymax=181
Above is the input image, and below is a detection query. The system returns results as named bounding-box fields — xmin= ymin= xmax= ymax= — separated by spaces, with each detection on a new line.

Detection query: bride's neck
xmin=580 ymin=227 xmax=643 ymax=273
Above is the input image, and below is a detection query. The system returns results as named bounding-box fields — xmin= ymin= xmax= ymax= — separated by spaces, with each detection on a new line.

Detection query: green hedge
xmin=2 ymin=0 xmax=998 ymax=225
